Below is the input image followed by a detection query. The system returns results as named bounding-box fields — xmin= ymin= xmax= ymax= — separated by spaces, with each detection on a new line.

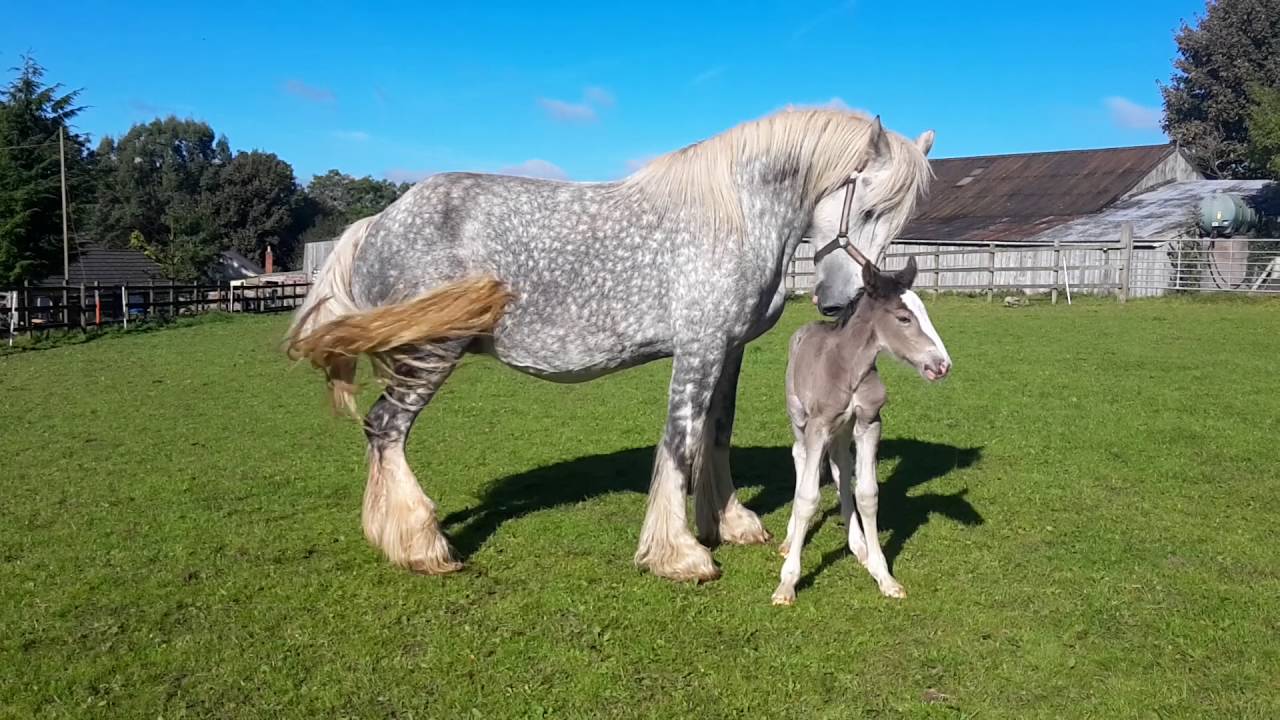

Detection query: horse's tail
xmin=285 ymin=218 xmax=512 ymax=417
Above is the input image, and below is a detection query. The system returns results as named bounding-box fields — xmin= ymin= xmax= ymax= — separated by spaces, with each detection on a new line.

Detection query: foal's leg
xmin=829 ymin=425 xmax=869 ymax=563
xmin=635 ymin=349 xmax=725 ymax=582
xmin=852 ymin=410 xmax=905 ymax=598
xmin=362 ymin=341 xmax=467 ymax=575
xmin=777 ymin=422 xmax=808 ymax=558
xmin=694 ymin=348 xmax=770 ymax=546
xmin=772 ymin=426 xmax=828 ymax=605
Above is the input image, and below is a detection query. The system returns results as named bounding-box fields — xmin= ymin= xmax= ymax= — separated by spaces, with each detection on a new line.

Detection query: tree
xmin=90 ymin=117 xmax=230 ymax=246
xmin=90 ymin=117 xmax=231 ymax=281
xmin=299 ymin=170 xmax=407 ymax=243
xmin=206 ymin=150 xmax=305 ymax=264
xmin=1247 ymin=84 xmax=1280 ymax=178
xmin=0 ymin=55 xmax=92 ymax=283
xmin=1160 ymin=0 xmax=1280 ymax=178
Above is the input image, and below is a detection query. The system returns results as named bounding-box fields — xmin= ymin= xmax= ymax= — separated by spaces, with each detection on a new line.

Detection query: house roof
xmin=1030 ymin=179 xmax=1274 ymax=246
xmin=211 ymin=249 xmax=265 ymax=280
xmin=900 ymin=143 xmax=1180 ymax=243
xmin=38 ymin=243 xmax=168 ymax=287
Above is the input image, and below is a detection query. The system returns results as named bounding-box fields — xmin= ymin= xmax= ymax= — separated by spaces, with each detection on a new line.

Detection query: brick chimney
xmin=264 ymin=246 xmax=274 ymax=274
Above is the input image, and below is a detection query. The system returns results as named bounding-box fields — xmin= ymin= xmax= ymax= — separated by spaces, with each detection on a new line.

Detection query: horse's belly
xmin=478 ymin=330 xmax=672 ymax=384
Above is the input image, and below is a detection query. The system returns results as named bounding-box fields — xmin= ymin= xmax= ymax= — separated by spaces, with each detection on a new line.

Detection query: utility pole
xmin=60 ymin=127 xmax=69 ymax=281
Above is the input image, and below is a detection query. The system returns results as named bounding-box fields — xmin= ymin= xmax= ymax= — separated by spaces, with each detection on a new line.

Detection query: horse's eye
xmin=862 ymin=209 xmax=875 ymax=222
xmin=897 ymin=315 xmax=912 ymax=325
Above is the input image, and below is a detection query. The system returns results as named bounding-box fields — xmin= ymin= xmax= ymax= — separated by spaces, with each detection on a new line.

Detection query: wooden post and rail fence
xmin=785 ymin=222 xmax=1159 ymax=303
xmin=2 ymin=280 xmax=311 ymax=344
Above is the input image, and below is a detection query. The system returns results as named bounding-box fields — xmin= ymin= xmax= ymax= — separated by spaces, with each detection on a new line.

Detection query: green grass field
xmin=3 ymin=295 xmax=1279 ymax=718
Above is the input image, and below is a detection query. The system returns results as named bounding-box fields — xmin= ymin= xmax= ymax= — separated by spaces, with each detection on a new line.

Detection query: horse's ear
xmin=861 ymin=260 xmax=882 ymax=295
xmin=867 ymin=115 xmax=890 ymax=159
xmin=916 ymin=130 xmax=935 ymax=156
xmin=896 ymin=256 xmax=918 ymax=289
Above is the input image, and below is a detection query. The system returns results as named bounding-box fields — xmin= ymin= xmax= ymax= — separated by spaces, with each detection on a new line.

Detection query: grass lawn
xmin=2 ymin=295 xmax=1279 ymax=718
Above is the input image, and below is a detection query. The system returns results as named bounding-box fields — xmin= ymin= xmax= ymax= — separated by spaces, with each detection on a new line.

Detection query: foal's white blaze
xmin=901 ymin=290 xmax=950 ymax=366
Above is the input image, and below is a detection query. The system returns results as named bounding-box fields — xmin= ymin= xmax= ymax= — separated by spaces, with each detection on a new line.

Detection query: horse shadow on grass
xmin=442 ymin=439 xmax=984 ymax=581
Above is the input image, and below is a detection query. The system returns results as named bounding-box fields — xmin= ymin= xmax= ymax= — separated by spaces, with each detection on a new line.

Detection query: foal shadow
xmin=794 ymin=439 xmax=985 ymax=591
xmin=441 ymin=440 xmax=984 ymax=574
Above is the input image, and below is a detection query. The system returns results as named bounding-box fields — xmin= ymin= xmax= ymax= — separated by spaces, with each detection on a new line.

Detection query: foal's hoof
xmin=777 ymin=541 xmax=790 ymax=558
xmin=771 ymin=586 xmax=796 ymax=606
xmin=878 ymin=578 xmax=907 ymax=599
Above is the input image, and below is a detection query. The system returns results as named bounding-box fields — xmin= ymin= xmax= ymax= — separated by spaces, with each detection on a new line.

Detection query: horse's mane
xmin=611 ymin=107 xmax=932 ymax=238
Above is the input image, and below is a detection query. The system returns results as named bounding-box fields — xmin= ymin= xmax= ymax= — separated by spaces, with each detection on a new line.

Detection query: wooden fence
xmin=784 ymin=223 xmax=1241 ymax=302
xmin=2 ymin=280 xmax=310 ymax=342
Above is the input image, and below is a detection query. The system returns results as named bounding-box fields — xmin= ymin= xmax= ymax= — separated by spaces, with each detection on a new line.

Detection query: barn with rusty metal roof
xmin=899 ymin=142 xmax=1202 ymax=244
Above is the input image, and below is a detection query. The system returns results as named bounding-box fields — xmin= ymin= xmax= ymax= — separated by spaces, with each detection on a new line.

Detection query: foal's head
xmin=843 ymin=257 xmax=952 ymax=382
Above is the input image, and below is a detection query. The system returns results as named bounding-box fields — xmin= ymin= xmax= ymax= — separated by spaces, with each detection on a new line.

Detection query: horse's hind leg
xmin=694 ymin=348 xmax=771 ymax=547
xmin=362 ymin=341 xmax=467 ymax=574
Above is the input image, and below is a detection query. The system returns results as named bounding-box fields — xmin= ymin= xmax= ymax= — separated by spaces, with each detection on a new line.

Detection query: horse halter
xmin=811 ymin=167 xmax=873 ymax=268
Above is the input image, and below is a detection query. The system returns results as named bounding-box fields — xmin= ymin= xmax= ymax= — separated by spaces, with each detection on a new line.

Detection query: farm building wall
xmin=1122 ymin=150 xmax=1203 ymax=199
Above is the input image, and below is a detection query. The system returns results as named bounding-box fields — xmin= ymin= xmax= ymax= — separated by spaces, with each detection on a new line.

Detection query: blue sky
xmin=4 ymin=0 xmax=1206 ymax=185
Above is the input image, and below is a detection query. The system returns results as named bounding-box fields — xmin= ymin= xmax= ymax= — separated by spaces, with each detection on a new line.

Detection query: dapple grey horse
xmin=286 ymin=107 xmax=935 ymax=583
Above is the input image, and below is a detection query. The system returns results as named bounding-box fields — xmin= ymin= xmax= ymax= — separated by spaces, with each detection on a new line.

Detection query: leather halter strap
xmin=811 ymin=169 xmax=873 ymax=267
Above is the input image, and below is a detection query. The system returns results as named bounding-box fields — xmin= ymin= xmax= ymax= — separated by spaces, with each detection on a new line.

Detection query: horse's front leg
xmin=694 ymin=347 xmax=771 ymax=547
xmin=634 ymin=347 xmax=726 ymax=582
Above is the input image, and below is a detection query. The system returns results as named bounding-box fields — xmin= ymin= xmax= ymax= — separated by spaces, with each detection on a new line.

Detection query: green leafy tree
xmin=1246 ymin=84 xmax=1280 ymax=178
xmin=0 ymin=55 xmax=92 ymax=284
xmin=206 ymin=150 xmax=305 ymax=264
xmin=90 ymin=116 xmax=230 ymax=254
xmin=1160 ymin=0 xmax=1280 ymax=178
xmin=299 ymin=170 xmax=407 ymax=243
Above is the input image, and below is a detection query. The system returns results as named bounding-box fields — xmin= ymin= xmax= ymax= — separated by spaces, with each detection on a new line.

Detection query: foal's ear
xmin=861 ymin=260 xmax=882 ymax=295
xmin=896 ymin=256 xmax=918 ymax=289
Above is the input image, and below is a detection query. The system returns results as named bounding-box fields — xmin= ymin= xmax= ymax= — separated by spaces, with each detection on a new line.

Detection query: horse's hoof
xmin=407 ymin=557 xmax=464 ymax=575
xmin=771 ymin=587 xmax=796 ymax=606
xmin=777 ymin=541 xmax=790 ymax=558
xmin=638 ymin=544 xmax=721 ymax=583
xmin=718 ymin=512 xmax=773 ymax=546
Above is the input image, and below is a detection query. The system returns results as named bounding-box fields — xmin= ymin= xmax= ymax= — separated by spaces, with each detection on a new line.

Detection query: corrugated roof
xmin=38 ymin=243 xmax=168 ymax=287
xmin=1030 ymin=179 xmax=1274 ymax=245
xmin=901 ymin=143 xmax=1178 ymax=243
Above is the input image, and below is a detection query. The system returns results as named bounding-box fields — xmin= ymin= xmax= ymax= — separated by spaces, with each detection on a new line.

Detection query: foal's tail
xmin=284 ymin=216 xmax=513 ymax=417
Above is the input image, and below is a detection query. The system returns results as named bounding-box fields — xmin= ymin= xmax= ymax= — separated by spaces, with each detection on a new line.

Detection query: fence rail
xmin=785 ymin=223 xmax=1280 ymax=303
xmin=2 ymin=280 xmax=310 ymax=343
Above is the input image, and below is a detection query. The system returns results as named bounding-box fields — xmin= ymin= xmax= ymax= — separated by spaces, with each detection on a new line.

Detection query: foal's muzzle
xmin=923 ymin=359 xmax=951 ymax=381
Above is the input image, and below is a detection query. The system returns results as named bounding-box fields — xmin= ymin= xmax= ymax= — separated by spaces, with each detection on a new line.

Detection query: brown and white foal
xmin=773 ymin=256 xmax=951 ymax=606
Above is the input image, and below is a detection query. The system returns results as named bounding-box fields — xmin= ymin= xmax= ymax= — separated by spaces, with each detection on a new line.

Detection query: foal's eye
xmin=897 ymin=315 xmax=912 ymax=325
xmin=862 ymin=209 xmax=875 ymax=222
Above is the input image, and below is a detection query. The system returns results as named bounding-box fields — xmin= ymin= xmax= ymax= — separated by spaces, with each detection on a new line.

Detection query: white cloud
xmin=384 ymin=168 xmax=433 ymax=184
xmin=498 ymin=159 xmax=569 ymax=180
xmin=332 ymin=130 xmax=370 ymax=143
xmin=780 ymin=97 xmax=854 ymax=113
xmin=282 ymin=79 xmax=335 ymax=104
xmin=538 ymin=86 xmax=615 ymax=123
xmin=583 ymin=85 xmax=615 ymax=108
xmin=1105 ymin=97 xmax=1162 ymax=131
xmin=538 ymin=97 xmax=597 ymax=123
xmin=690 ymin=66 xmax=727 ymax=86
xmin=625 ymin=155 xmax=657 ymax=173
